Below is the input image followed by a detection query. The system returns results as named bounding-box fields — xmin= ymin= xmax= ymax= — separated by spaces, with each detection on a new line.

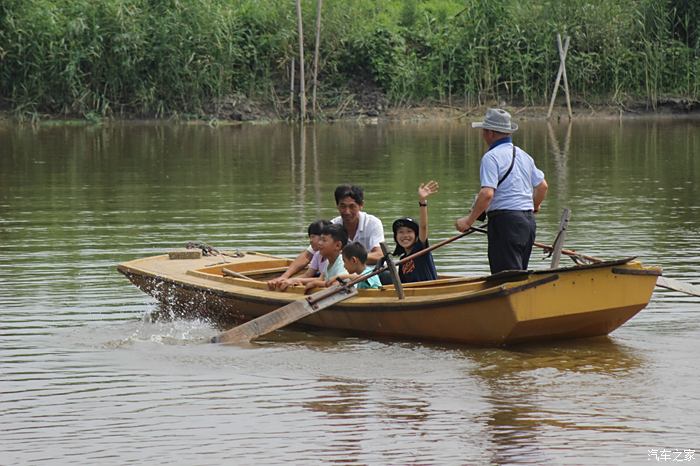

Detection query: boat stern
xmin=503 ymin=261 xmax=660 ymax=344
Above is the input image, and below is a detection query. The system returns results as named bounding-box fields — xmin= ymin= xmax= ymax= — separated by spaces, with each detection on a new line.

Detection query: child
xmin=306 ymin=219 xmax=332 ymax=277
xmin=304 ymin=224 xmax=349 ymax=293
xmin=392 ymin=180 xmax=439 ymax=283
xmin=328 ymin=241 xmax=381 ymax=289
xmin=268 ymin=219 xmax=331 ymax=291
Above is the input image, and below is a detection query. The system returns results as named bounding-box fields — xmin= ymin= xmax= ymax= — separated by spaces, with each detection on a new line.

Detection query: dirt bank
xmin=182 ymin=88 xmax=700 ymax=123
xmin=2 ymin=88 xmax=698 ymax=124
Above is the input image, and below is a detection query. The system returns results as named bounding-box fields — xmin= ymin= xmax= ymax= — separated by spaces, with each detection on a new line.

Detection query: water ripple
xmin=2 ymin=120 xmax=699 ymax=464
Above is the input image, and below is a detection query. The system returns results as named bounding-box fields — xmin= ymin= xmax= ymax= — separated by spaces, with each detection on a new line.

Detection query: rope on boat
xmin=185 ymin=241 xmax=244 ymax=258
xmin=186 ymin=241 xmax=218 ymax=256
xmin=538 ymin=244 xmax=596 ymax=265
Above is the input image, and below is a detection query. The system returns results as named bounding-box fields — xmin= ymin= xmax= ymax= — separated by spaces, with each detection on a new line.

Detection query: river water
xmin=1 ymin=118 xmax=699 ymax=465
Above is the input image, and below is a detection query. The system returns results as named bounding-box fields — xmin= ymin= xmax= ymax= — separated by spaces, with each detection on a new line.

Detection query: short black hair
xmin=342 ymin=241 xmax=368 ymax=264
xmin=334 ymin=184 xmax=364 ymax=205
xmin=321 ymin=223 xmax=348 ymax=247
xmin=308 ymin=219 xmax=332 ymax=236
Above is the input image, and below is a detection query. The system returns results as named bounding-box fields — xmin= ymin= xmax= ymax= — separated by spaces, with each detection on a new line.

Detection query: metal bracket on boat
xmin=306 ymin=295 xmax=320 ymax=311
xmin=306 ymin=283 xmax=357 ymax=310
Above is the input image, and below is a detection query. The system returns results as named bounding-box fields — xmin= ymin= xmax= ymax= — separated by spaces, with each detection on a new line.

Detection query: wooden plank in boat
xmin=168 ymin=249 xmax=202 ymax=260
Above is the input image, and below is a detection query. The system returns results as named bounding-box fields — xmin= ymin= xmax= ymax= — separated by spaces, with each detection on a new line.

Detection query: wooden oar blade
xmin=213 ymin=285 xmax=358 ymax=345
xmin=656 ymin=276 xmax=700 ymax=297
xmin=213 ymin=300 xmax=311 ymax=344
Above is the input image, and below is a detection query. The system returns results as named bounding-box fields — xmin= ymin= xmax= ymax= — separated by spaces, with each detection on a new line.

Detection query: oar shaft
xmin=469 ymin=225 xmax=603 ymax=263
xmin=309 ymin=227 xmax=482 ymax=304
xmin=397 ymin=228 xmax=478 ymax=266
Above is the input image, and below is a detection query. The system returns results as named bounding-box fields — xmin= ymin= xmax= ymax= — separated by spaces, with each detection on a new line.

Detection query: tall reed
xmin=0 ymin=0 xmax=697 ymax=118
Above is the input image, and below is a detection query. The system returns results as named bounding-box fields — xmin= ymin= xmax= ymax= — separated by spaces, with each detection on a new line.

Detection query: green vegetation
xmin=0 ymin=0 xmax=698 ymax=119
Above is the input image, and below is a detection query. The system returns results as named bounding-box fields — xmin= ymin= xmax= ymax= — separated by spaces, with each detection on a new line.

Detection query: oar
xmin=470 ymin=225 xmax=700 ymax=297
xmin=656 ymin=276 xmax=700 ymax=297
xmin=212 ymin=227 xmax=484 ymax=345
xmin=468 ymin=226 xmax=602 ymax=264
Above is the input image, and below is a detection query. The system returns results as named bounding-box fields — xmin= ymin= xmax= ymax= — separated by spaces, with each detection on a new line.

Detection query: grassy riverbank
xmin=1 ymin=0 xmax=698 ymax=121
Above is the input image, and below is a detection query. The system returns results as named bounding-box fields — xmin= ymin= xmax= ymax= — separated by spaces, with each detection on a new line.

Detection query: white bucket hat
xmin=471 ymin=108 xmax=518 ymax=133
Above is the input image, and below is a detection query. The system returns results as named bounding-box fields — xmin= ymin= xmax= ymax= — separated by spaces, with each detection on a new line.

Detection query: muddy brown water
xmin=1 ymin=119 xmax=699 ymax=464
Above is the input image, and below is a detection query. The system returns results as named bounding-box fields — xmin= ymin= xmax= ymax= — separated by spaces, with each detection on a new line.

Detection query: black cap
xmin=392 ymin=217 xmax=419 ymax=255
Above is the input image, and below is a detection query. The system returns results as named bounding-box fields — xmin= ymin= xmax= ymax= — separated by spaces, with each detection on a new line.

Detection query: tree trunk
xmin=311 ymin=0 xmax=323 ymax=119
xmin=295 ymin=0 xmax=306 ymax=122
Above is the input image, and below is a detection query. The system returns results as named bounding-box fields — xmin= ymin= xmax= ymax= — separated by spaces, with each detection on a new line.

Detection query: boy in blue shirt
xmin=392 ymin=181 xmax=439 ymax=283
xmin=331 ymin=241 xmax=382 ymax=289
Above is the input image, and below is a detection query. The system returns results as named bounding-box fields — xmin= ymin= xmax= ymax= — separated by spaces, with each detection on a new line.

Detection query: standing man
xmin=268 ymin=184 xmax=385 ymax=290
xmin=455 ymin=108 xmax=548 ymax=274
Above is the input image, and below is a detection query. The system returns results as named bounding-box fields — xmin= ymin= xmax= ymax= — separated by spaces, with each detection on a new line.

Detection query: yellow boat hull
xmin=117 ymin=251 xmax=660 ymax=346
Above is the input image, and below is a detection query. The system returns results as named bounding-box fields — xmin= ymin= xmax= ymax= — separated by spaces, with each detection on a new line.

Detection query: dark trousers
xmin=487 ymin=210 xmax=536 ymax=274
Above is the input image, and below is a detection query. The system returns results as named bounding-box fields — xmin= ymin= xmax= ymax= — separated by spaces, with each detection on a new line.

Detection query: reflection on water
xmin=1 ymin=119 xmax=699 ymax=464
xmin=471 ymin=338 xmax=643 ymax=380
xmin=547 ymin=121 xmax=572 ymax=201
xmin=468 ymin=339 xmax=644 ymax=464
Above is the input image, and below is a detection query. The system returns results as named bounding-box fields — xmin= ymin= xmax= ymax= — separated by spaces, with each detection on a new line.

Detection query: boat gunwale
xmin=611 ymin=266 xmax=662 ymax=276
xmin=190 ymin=255 xmax=642 ymax=289
xmin=117 ymin=254 xmax=659 ymax=312
xmin=119 ymin=261 xmax=564 ymax=311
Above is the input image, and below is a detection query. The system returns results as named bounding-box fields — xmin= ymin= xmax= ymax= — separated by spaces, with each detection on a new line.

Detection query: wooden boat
xmin=117 ymin=249 xmax=661 ymax=346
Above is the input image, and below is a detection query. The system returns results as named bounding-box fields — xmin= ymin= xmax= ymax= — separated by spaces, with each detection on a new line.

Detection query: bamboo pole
xmin=546 ymin=36 xmax=564 ymax=119
xmin=295 ymin=0 xmax=306 ymax=122
xmin=547 ymin=33 xmax=571 ymax=120
xmin=299 ymin=125 xmax=306 ymax=216
xmin=311 ymin=0 xmax=323 ymax=119
xmin=289 ymin=56 xmax=295 ymax=118
xmin=559 ymin=34 xmax=573 ymax=119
